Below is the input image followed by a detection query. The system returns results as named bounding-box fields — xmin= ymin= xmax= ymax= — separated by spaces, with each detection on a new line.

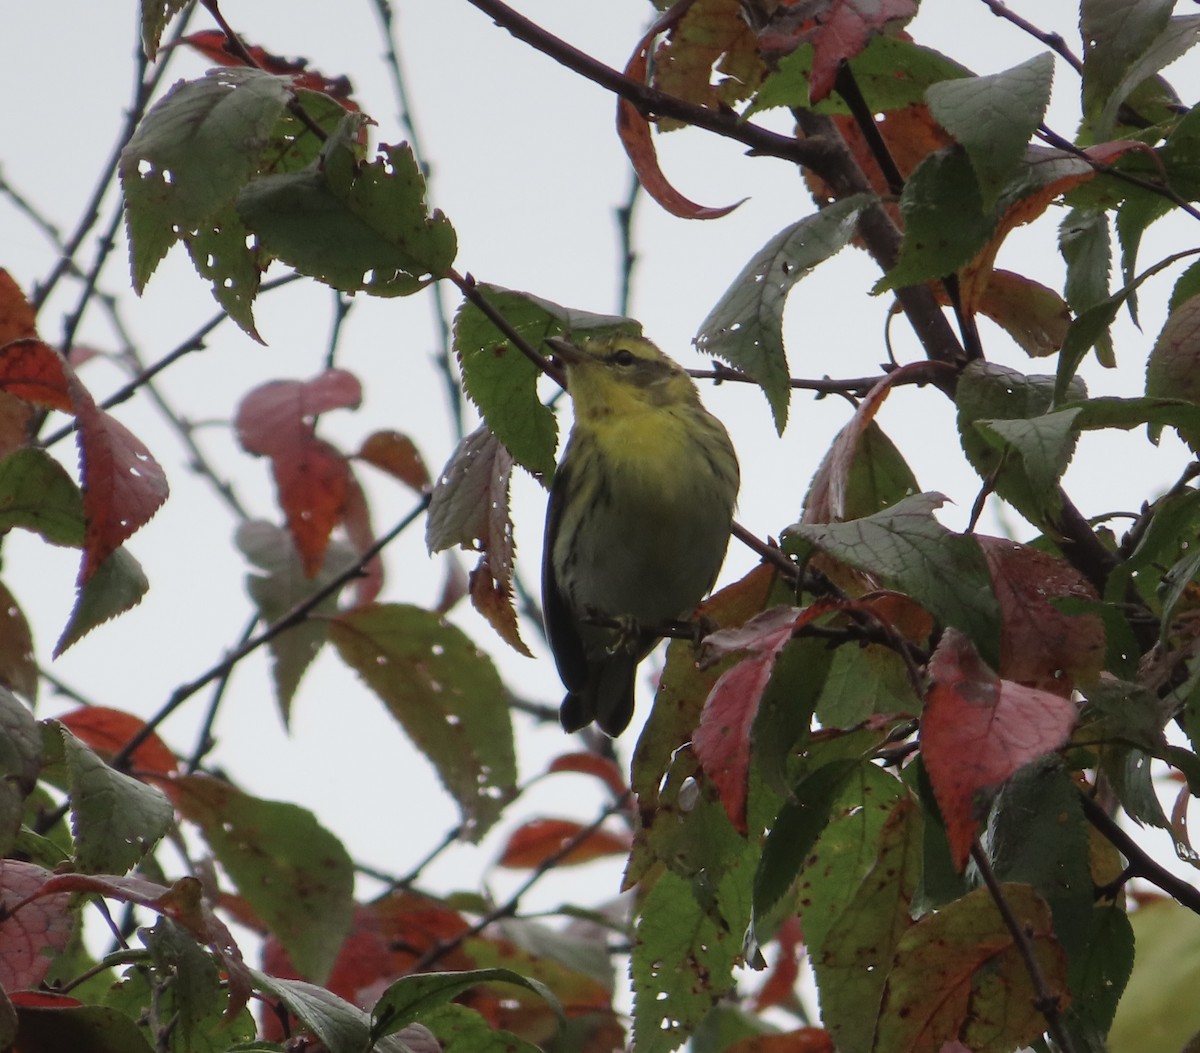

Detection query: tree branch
xmin=970 ymin=840 xmax=1077 ymax=1053
xmin=1079 ymin=791 xmax=1200 ymax=916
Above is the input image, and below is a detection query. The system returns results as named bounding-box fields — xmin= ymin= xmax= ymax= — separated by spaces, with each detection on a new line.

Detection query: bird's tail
xmin=559 ymin=651 xmax=637 ymax=737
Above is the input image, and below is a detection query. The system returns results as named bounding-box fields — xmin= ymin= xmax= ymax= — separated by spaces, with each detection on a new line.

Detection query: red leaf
xmin=618 ymin=15 xmax=743 ymax=220
xmin=23 ymin=872 xmax=251 ymax=1016
xmin=56 ymin=706 xmax=179 ymax=781
xmin=261 ymin=892 xmax=474 ymax=1038
xmin=236 ymin=370 xmax=362 ymax=455
xmin=695 ymin=604 xmax=837 ymax=833
xmin=0 ymin=338 xmax=72 ymax=412
xmin=0 ymin=270 xmax=39 ymax=346
xmin=546 ymin=752 xmax=629 ymax=798
xmin=71 ymin=376 xmax=169 ymax=581
xmin=758 ymin=0 xmax=918 ymax=103
xmin=0 ymin=339 xmax=168 ymax=578
xmin=920 ymin=629 xmax=1078 ymax=869
xmin=178 ymin=30 xmax=360 ymax=110
xmin=497 ymin=818 xmax=631 ymax=869
xmin=236 ymin=370 xmax=362 ymax=577
xmin=0 ymin=860 xmax=74 ymax=990
xmin=980 ymin=537 xmax=1105 ymax=696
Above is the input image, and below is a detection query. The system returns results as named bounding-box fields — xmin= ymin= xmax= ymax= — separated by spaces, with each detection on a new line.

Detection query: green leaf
xmin=453 ymin=287 xmax=635 ymax=477
xmin=177 ymin=776 xmax=354 ymax=984
xmin=784 ymin=492 xmax=1001 ymax=666
xmin=330 ymin=603 xmax=517 ymax=839
xmin=106 ymin=920 xmax=255 ymax=1053
xmin=805 ymin=419 xmax=921 ymax=523
xmin=957 ymin=360 xmax=1084 ymax=525
xmin=814 ymin=798 xmax=922 ymax=1053
xmin=795 ymin=764 xmax=905 ymax=957
xmin=1059 ymin=208 xmax=1114 ymax=364
xmin=13 ymin=1002 xmax=156 ymax=1053
xmin=984 ymin=760 xmax=1093 ymax=966
xmin=1108 ymin=898 xmax=1200 ymax=1052
xmin=140 ymin=0 xmax=189 ymax=57
xmin=1063 ymin=906 xmax=1134 ymax=1048
xmin=55 ymin=724 xmax=173 ymax=874
xmin=55 ymin=546 xmax=149 ymax=656
xmin=749 ymin=34 xmax=970 ymax=116
xmin=631 ymin=868 xmax=744 ymax=1053
xmin=874 ymin=147 xmax=989 ymax=291
xmin=185 ymin=206 xmax=264 ymax=342
xmin=237 ymin=115 xmax=456 ymax=296
xmin=120 ymin=69 xmax=293 ymax=291
xmin=416 ymin=1003 xmax=544 ymax=1053
xmin=249 ymin=972 xmax=372 ymax=1053
xmin=877 ymin=884 xmax=1067 ymax=1053
xmin=0 ymin=448 xmax=86 ymax=546
xmin=753 ymin=759 xmax=864 ymax=937
xmin=1170 ymin=257 xmax=1200 ymax=312
xmin=815 ymin=642 xmax=921 ymax=728
xmin=0 ymin=686 xmax=40 ymax=856
xmin=1146 ymin=294 xmax=1200 ymax=449
xmin=1096 ymin=15 xmax=1200 ymax=138
xmin=696 ymin=195 xmax=872 ymax=433
xmin=1081 ymin=0 xmax=1175 ymax=135
xmin=927 ymin=53 xmax=1055 ymax=209
xmin=236 ymin=520 xmax=358 ymax=724
xmin=371 ymin=968 xmax=561 ymax=1041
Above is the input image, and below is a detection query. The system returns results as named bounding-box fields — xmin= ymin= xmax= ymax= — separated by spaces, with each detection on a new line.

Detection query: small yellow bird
xmin=542 ymin=334 xmax=740 ymax=736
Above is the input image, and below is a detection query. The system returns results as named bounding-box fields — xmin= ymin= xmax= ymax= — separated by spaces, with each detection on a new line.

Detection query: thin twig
xmin=109 ymin=496 xmax=431 ymax=770
xmin=461 ymin=0 xmax=839 ymax=178
xmin=32 ymin=7 xmax=197 ymax=312
xmin=970 ymin=840 xmax=1076 ymax=1053
xmin=615 ymin=171 xmax=642 ymax=319
xmin=976 ymin=0 xmax=1084 ymax=73
xmin=385 ymin=795 xmax=630 ymax=987
xmin=369 ymin=0 xmax=465 ymax=440
xmin=186 ymin=615 xmax=259 ymax=774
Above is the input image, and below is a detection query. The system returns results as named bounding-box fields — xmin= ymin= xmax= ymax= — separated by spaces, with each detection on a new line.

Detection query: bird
xmin=542 ymin=334 xmax=739 ymax=736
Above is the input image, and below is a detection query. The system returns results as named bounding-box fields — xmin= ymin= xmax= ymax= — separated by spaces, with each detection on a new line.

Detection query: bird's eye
xmin=613 ymin=349 xmax=636 ymax=367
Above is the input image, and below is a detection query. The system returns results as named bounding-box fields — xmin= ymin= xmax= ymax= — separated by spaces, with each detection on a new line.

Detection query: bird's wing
xmin=542 ymin=459 xmax=589 ymax=693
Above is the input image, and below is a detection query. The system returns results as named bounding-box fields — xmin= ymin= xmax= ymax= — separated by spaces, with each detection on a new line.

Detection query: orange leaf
xmin=56 ymin=706 xmax=179 ymax=781
xmin=920 ymin=629 xmax=1078 ymax=869
xmin=547 ymin=752 xmax=629 ymax=798
xmin=469 ymin=555 xmax=531 ymax=657
xmin=236 ymin=370 xmax=361 ymax=577
xmin=0 ymin=270 xmax=39 ymax=345
xmin=0 ymin=338 xmax=72 ymax=412
xmin=356 ymin=429 xmax=431 ymax=492
xmin=618 ymin=15 xmax=743 ymax=220
xmin=498 ymin=818 xmax=631 ymax=869
xmin=759 ymin=0 xmax=918 ymax=103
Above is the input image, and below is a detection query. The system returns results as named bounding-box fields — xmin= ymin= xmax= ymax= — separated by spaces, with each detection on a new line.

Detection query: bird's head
xmin=546 ymin=335 xmax=699 ymax=422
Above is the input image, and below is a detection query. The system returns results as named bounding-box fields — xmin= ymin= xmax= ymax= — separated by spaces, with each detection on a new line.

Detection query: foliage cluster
xmin=4 ymin=1 xmax=1200 ymax=1052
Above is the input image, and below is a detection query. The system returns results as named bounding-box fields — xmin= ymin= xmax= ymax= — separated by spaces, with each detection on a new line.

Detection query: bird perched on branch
xmin=542 ymin=334 xmax=739 ymax=736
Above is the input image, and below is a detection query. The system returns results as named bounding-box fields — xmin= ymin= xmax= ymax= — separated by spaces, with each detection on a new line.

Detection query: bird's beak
xmin=546 ymin=336 xmax=587 ymax=366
